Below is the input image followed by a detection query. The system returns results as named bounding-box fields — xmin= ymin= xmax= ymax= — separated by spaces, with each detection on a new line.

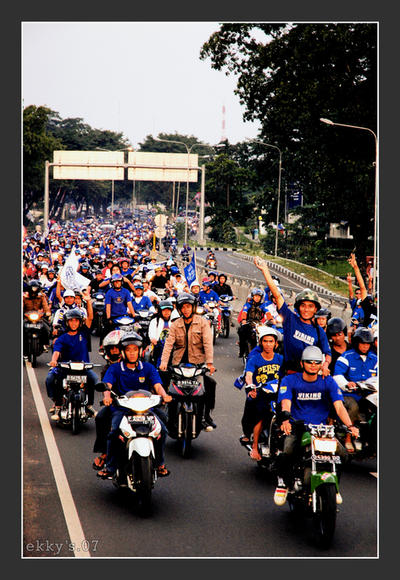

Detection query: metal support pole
xmin=274 ymin=152 xmax=282 ymax=257
xmin=44 ymin=160 xmax=50 ymax=231
xmin=111 ymin=180 xmax=114 ymax=221
xmin=199 ymin=165 xmax=206 ymax=244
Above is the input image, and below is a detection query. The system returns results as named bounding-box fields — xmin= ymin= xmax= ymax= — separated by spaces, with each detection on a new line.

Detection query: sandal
xmin=96 ymin=468 xmax=114 ymax=479
xmin=92 ymin=454 xmax=107 ymax=470
xmin=157 ymin=465 xmax=170 ymax=477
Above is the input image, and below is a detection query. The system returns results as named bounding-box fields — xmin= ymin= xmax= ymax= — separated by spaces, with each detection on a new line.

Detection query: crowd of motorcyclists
xmin=23 ymin=210 xmax=378 ymax=515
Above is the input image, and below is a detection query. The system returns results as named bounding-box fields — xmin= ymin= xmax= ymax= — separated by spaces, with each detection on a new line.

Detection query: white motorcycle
xmin=97 ymin=387 xmax=163 ymax=515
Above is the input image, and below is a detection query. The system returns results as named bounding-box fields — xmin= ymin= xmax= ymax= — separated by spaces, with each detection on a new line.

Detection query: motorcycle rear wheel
xmin=313 ymin=483 xmax=337 ymax=548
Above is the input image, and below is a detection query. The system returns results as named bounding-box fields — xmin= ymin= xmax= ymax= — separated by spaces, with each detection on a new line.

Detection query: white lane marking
xmin=370 ymin=472 xmax=378 ymax=478
xmin=25 ymin=361 xmax=91 ymax=558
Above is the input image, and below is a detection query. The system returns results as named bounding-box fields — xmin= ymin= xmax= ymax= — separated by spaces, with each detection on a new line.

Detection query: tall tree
xmin=200 ymin=23 xmax=377 ymax=260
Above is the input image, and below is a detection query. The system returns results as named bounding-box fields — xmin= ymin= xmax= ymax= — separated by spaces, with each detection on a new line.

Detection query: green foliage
xmin=200 ymin=23 xmax=377 ymax=263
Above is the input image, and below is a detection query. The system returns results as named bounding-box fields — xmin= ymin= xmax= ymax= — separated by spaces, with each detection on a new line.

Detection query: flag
xmin=277 ymin=223 xmax=285 ymax=231
xmin=99 ymin=243 xmax=106 ymax=257
xmin=44 ymin=238 xmax=53 ymax=265
xmin=60 ymin=247 xmax=91 ymax=292
xmin=184 ymin=251 xmax=197 ymax=287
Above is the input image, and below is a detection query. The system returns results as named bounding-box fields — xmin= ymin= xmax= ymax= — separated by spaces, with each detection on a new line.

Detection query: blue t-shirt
xmin=103 ymin=360 xmax=162 ymax=395
xmin=105 ymin=287 xmax=133 ymax=318
xmin=278 ymin=302 xmax=331 ymax=370
xmin=277 ymin=373 xmax=344 ymax=424
xmin=53 ymin=327 xmax=91 ymax=362
xmin=198 ymin=289 xmax=220 ymax=305
xmin=245 ymin=351 xmax=284 ymax=384
xmin=132 ymin=295 xmax=153 ymax=312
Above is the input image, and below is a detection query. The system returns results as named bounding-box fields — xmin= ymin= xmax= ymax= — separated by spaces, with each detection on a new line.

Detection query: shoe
xmin=274 ymin=478 xmax=288 ymax=506
xmin=345 ymin=439 xmax=355 ymax=453
xmin=43 ymin=345 xmax=49 ymax=353
xmin=336 ymin=492 xmax=343 ymax=505
xmin=204 ymin=415 xmax=217 ymax=429
xmin=48 ymin=406 xmax=55 ymax=414
xmin=50 ymin=407 xmax=61 ymax=421
xmin=86 ymin=405 xmax=97 ymax=417
xmin=202 ymin=420 xmax=214 ymax=432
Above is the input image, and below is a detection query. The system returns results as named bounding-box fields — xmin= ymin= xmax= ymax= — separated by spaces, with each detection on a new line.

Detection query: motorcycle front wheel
xmin=31 ymin=336 xmax=40 ymax=368
xmin=313 ymin=483 xmax=337 ymax=548
xmin=134 ymin=454 xmax=153 ymax=516
xmin=181 ymin=412 xmax=193 ymax=459
xmin=223 ymin=316 xmax=230 ymax=338
xmin=71 ymin=402 xmax=81 ymax=435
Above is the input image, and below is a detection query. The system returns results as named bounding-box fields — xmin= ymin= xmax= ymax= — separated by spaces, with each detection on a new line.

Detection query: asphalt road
xmin=23 ymin=329 xmax=377 ymax=559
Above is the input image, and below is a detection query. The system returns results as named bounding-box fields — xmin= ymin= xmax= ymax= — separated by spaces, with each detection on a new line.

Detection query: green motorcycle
xmin=285 ymin=421 xmax=343 ymax=548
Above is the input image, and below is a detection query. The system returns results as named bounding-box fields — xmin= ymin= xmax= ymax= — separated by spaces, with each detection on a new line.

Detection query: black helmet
xmin=352 ymin=327 xmax=373 ymax=346
xmin=326 ymin=317 xmax=347 ymax=338
xmin=64 ymin=308 xmax=84 ymax=327
xmin=294 ymin=289 xmax=321 ymax=311
xmin=28 ymin=280 xmax=41 ymax=296
xmin=120 ymin=331 xmax=143 ymax=350
xmin=315 ymin=308 xmax=331 ymax=320
xmin=159 ymin=300 xmax=174 ymax=311
xmin=176 ymin=292 xmax=196 ymax=309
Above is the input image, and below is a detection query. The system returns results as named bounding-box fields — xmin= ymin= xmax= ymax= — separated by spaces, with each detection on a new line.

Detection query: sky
xmin=22 ymin=21 xmax=264 ymax=148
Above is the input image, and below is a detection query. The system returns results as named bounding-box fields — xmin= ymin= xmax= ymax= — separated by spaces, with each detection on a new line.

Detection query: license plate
xmin=26 ymin=323 xmax=41 ymax=329
xmin=128 ymin=415 xmax=146 ymax=423
xmin=66 ymin=375 xmax=87 ymax=382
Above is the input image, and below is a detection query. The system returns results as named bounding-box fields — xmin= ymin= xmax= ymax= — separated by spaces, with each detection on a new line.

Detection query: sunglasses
xmin=303 ymin=360 xmax=322 ymax=365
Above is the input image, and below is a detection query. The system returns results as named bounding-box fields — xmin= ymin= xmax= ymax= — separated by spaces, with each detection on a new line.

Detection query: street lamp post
xmin=250 ymin=140 xmax=282 ymax=257
xmin=320 ymin=118 xmax=378 ymax=296
xmin=154 ymin=138 xmax=208 ymax=245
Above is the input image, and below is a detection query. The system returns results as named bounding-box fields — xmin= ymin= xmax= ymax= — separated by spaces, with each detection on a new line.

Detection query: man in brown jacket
xmin=159 ymin=292 xmax=217 ymax=430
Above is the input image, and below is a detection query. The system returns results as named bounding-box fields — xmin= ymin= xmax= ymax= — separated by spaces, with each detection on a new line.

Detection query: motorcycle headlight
xmin=28 ymin=313 xmax=40 ymax=322
xmin=314 ymin=438 xmax=337 ymax=453
xmin=69 ymin=362 xmax=85 ymax=371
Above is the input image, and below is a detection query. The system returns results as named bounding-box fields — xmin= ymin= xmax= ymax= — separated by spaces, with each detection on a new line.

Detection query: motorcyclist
xmin=240 ymin=327 xmax=284 ymax=460
xmin=273 ymin=346 xmax=359 ymax=506
xmin=333 ymin=327 xmax=378 ymax=451
xmin=237 ymin=287 xmax=269 ymax=358
xmin=254 ymin=257 xmax=331 ymax=376
xmin=213 ymin=273 xmax=234 ymax=297
xmin=103 ymin=273 xmax=136 ymax=341
xmin=315 ymin=308 xmax=331 ymax=331
xmin=23 ymin=279 xmax=52 ymax=354
xmin=52 ymin=289 xmax=78 ymax=338
xmin=147 ymin=300 xmax=179 ymax=386
xmin=46 ymin=306 xmax=98 ymax=421
xmin=96 ymin=332 xmax=172 ymax=479
xmin=99 ymin=329 xmax=124 ymax=379
xmin=326 ymin=317 xmax=351 ymax=374
xmin=159 ymin=292 xmax=217 ymax=430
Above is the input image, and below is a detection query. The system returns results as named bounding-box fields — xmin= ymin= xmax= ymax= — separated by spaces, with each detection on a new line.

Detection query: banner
xmin=184 ymin=251 xmax=197 ymax=288
xmin=60 ymin=247 xmax=91 ymax=292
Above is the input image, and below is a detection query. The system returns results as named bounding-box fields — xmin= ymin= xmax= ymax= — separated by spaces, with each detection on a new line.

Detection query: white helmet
xmin=301 ymin=345 xmax=324 ymax=362
xmin=257 ymin=326 xmax=280 ymax=342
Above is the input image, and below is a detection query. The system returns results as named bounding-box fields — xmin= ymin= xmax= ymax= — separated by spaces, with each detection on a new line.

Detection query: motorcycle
xmin=91 ymin=291 xmax=106 ymax=336
xmin=50 ymin=361 xmax=100 ymax=434
xmin=167 ymin=363 xmax=209 ymax=458
xmin=23 ymin=310 xmax=46 ymax=367
xmin=282 ymin=420 xmax=345 ymax=548
xmin=206 ymin=258 xmax=217 ymax=269
xmin=95 ymin=386 xmax=162 ymax=515
xmin=335 ymin=376 xmax=378 ymax=460
xmin=134 ymin=309 xmax=153 ymax=346
xmin=112 ymin=314 xmax=139 ymax=335
xmin=202 ymin=300 xmax=221 ymax=344
xmin=240 ymin=381 xmax=282 ymax=474
xmin=219 ymin=294 xmax=233 ymax=338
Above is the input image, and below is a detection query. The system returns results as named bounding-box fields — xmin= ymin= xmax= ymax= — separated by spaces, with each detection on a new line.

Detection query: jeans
xmin=46 ymin=368 xmax=98 ymax=406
